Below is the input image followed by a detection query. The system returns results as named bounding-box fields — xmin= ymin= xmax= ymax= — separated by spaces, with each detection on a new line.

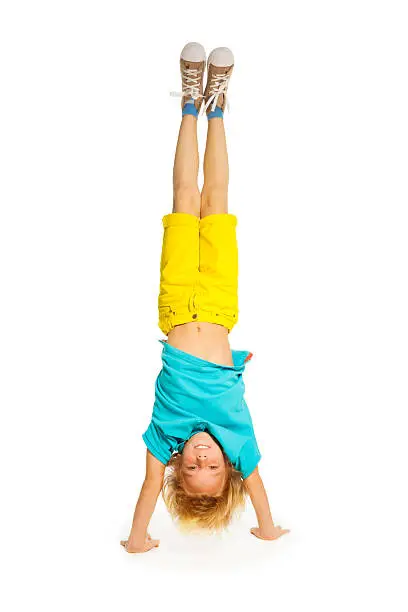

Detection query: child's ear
xmin=222 ymin=452 xmax=232 ymax=466
xmin=167 ymin=452 xmax=182 ymax=469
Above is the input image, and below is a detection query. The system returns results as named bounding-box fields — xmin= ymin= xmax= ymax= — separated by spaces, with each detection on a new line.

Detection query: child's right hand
xmin=120 ymin=533 xmax=160 ymax=554
xmin=250 ymin=525 xmax=290 ymax=540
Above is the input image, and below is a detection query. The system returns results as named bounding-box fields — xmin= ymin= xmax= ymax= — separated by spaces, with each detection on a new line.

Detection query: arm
xmin=244 ymin=467 xmax=289 ymax=541
xmin=120 ymin=450 xmax=165 ymax=553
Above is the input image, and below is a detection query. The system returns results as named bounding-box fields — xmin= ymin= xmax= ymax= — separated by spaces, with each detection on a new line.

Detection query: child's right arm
xmin=120 ymin=450 xmax=165 ymax=553
xmin=244 ymin=467 xmax=290 ymax=541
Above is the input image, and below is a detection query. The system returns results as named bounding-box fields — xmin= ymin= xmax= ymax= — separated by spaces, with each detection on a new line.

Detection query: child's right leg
xmin=198 ymin=48 xmax=238 ymax=330
xmin=200 ymin=46 xmax=234 ymax=217
xmin=159 ymin=44 xmax=238 ymax=338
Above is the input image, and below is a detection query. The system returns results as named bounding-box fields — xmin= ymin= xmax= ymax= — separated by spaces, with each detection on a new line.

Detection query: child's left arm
xmin=244 ymin=467 xmax=290 ymax=541
xmin=120 ymin=450 xmax=165 ymax=553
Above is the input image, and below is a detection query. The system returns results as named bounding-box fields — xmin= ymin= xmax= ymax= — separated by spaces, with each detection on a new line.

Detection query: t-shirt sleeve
xmin=142 ymin=421 xmax=172 ymax=466
xmin=237 ymin=437 xmax=262 ymax=479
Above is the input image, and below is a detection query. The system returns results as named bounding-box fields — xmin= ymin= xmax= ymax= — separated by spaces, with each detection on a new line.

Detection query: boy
xmin=121 ymin=43 xmax=289 ymax=553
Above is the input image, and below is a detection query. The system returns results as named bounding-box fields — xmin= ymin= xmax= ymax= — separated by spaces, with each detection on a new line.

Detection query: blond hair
xmin=162 ymin=453 xmax=247 ymax=531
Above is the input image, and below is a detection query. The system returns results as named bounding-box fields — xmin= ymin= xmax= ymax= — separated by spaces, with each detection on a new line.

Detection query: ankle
xmin=182 ymin=97 xmax=199 ymax=118
xmin=207 ymin=106 xmax=224 ymax=120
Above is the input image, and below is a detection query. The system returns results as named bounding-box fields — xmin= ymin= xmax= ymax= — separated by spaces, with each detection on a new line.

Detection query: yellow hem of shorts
xmin=159 ymin=309 xmax=237 ymax=336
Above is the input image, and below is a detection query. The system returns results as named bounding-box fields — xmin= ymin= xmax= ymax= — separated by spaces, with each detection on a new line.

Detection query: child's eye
xmin=209 ymin=466 xmax=218 ymax=470
xmin=187 ymin=466 xmax=197 ymax=470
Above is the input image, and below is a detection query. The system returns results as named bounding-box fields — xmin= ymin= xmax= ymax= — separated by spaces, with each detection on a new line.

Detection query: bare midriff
xmin=167 ymin=322 xmax=233 ymax=366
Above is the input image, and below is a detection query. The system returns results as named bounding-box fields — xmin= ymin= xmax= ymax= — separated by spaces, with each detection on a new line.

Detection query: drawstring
xmin=201 ymin=72 xmax=230 ymax=114
xmin=170 ymin=67 xmax=204 ymax=110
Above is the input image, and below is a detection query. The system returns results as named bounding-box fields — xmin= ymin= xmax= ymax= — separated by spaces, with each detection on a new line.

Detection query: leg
xmin=200 ymin=46 xmax=234 ymax=217
xmin=200 ymin=117 xmax=229 ymax=217
xmin=159 ymin=42 xmax=207 ymax=335
xmin=173 ymin=115 xmax=201 ymax=217
xmin=198 ymin=118 xmax=238 ymax=331
xmin=159 ymin=115 xmax=201 ymax=335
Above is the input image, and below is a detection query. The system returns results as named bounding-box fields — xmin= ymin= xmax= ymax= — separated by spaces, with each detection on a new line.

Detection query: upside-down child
xmin=121 ymin=43 xmax=289 ymax=553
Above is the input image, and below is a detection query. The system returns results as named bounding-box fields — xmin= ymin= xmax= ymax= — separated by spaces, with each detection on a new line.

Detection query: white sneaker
xmin=170 ymin=42 xmax=206 ymax=112
xmin=203 ymin=47 xmax=234 ymax=114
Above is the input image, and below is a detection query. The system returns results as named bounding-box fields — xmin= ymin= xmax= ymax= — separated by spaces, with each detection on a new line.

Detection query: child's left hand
xmin=120 ymin=533 xmax=160 ymax=553
xmin=250 ymin=525 xmax=290 ymax=540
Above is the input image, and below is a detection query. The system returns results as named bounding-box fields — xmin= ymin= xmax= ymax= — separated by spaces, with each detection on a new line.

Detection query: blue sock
xmin=182 ymin=98 xmax=198 ymax=118
xmin=207 ymin=105 xmax=224 ymax=120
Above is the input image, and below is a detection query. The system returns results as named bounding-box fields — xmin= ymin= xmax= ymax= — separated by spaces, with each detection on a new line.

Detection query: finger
xmin=144 ymin=541 xmax=159 ymax=552
xmin=120 ymin=540 xmax=127 ymax=548
xmin=269 ymin=530 xmax=289 ymax=540
xmin=151 ymin=539 xmax=160 ymax=547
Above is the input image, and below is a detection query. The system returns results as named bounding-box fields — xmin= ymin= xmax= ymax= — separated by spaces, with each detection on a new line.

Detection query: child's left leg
xmin=159 ymin=44 xmax=238 ymax=335
xmin=172 ymin=42 xmax=205 ymax=216
xmin=172 ymin=115 xmax=201 ymax=217
xmin=158 ymin=44 xmax=207 ymax=335
xmin=158 ymin=114 xmax=202 ymax=335
xmin=200 ymin=117 xmax=229 ymax=218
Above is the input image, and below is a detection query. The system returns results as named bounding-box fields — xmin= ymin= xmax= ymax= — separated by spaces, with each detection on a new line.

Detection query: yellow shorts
xmin=158 ymin=213 xmax=238 ymax=335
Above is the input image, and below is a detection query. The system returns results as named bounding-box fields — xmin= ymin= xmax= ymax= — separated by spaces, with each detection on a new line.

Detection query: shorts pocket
xmin=158 ymin=305 xmax=173 ymax=333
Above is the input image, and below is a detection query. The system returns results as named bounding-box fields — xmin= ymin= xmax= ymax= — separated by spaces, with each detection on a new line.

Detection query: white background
xmin=1 ymin=1 xmax=407 ymax=610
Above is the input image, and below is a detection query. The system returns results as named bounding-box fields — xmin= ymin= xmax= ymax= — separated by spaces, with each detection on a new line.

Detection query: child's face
xmin=181 ymin=432 xmax=227 ymax=496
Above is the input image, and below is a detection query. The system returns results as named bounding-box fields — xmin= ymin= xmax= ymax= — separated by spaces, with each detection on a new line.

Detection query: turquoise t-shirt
xmin=142 ymin=341 xmax=261 ymax=479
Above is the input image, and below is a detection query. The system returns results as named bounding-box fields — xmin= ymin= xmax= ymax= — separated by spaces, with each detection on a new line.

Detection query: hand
xmin=250 ymin=525 xmax=290 ymax=541
xmin=120 ymin=533 xmax=160 ymax=554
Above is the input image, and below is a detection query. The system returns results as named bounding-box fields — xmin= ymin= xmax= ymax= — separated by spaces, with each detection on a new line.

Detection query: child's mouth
xmin=194 ymin=444 xmax=210 ymax=449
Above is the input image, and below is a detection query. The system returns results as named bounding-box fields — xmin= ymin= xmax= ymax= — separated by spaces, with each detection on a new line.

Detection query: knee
xmin=201 ymin=185 xmax=228 ymax=216
xmin=173 ymin=184 xmax=201 ymax=217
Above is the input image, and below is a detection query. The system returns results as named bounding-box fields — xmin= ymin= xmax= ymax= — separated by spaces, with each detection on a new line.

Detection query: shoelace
xmin=170 ymin=67 xmax=203 ymax=107
xmin=202 ymin=71 xmax=231 ymax=114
